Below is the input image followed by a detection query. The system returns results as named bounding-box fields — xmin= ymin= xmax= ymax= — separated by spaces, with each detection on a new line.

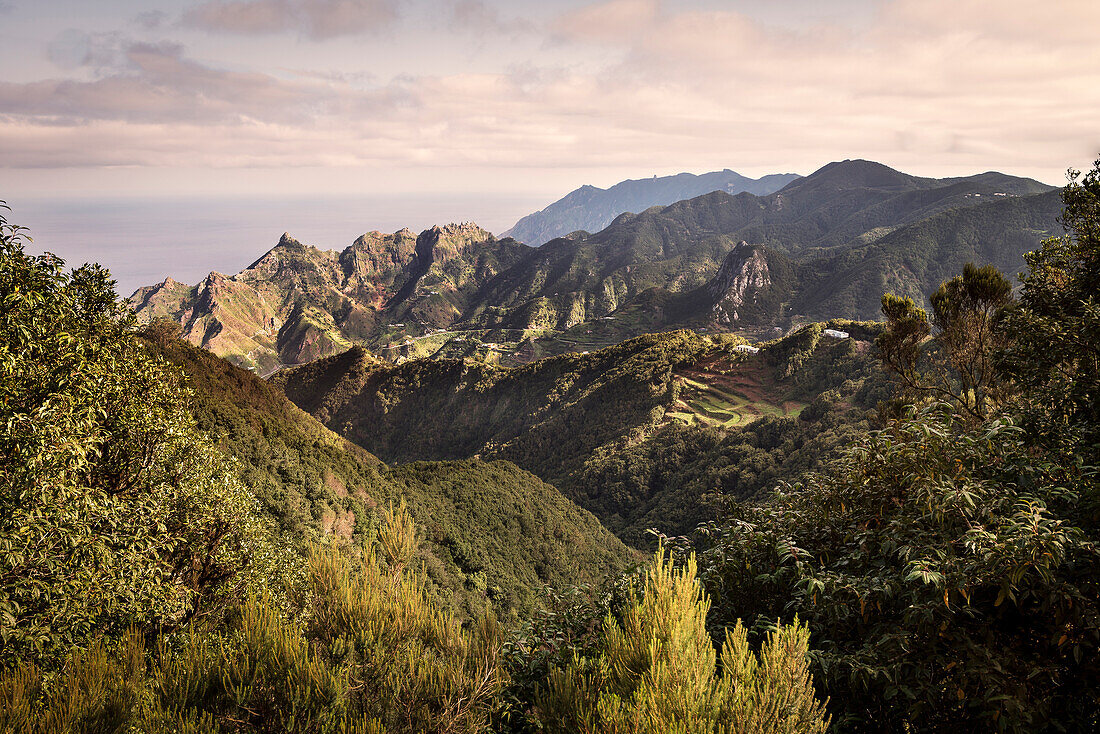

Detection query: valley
xmin=7 ymin=157 xmax=1094 ymax=733
xmin=6 ymin=0 xmax=1099 ymax=726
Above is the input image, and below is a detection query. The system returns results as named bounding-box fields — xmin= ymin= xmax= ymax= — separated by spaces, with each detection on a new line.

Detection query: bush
xmin=0 ymin=504 xmax=504 ymax=734
xmin=535 ymin=548 xmax=828 ymax=734
xmin=0 ymin=210 xmax=270 ymax=670
xmin=691 ymin=405 xmax=1100 ymax=732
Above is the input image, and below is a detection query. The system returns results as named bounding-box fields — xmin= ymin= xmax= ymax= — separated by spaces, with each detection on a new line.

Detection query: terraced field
xmin=667 ymin=358 xmax=805 ymax=428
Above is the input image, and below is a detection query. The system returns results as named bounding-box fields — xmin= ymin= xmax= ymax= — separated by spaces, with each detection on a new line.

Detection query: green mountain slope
xmin=789 ymin=188 xmax=1064 ymax=319
xmin=143 ymin=328 xmax=633 ymax=617
xmin=465 ymin=161 xmax=1055 ymax=333
xmin=275 ymin=324 xmax=889 ymax=545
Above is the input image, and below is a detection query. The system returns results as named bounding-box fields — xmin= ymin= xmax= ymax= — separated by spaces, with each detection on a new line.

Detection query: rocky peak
xmin=419 ymin=222 xmax=493 ymax=263
xmin=343 ymin=229 xmax=418 ymax=278
xmin=707 ymin=242 xmax=772 ymax=324
xmin=275 ymin=232 xmax=308 ymax=250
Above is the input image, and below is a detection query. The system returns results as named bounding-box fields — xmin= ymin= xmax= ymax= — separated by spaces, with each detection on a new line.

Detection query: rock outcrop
xmin=707 ymin=242 xmax=772 ymax=324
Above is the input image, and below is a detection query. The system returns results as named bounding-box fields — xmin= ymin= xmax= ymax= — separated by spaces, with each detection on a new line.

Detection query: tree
xmin=877 ymin=263 xmax=1014 ymax=421
xmin=999 ymin=159 xmax=1100 ymax=507
xmin=0 ymin=204 xmax=266 ymax=669
xmin=0 ymin=506 xmax=504 ymax=733
xmin=536 ymin=548 xmax=829 ymax=734
xmin=688 ymin=404 xmax=1100 ymax=732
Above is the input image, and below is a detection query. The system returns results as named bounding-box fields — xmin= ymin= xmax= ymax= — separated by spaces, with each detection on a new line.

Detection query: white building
xmin=733 ymin=344 xmax=760 ymax=353
xmin=823 ymin=329 xmax=849 ymax=339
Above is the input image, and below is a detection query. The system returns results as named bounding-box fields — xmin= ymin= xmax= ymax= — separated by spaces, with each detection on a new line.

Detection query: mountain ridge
xmin=131 ymin=159 xmax=1060 ymax=369
xmin=503 ymin=168 xmax=801 ymax=245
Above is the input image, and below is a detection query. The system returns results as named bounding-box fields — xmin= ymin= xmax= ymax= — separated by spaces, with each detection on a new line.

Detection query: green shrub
xmin=0 ymin=212 xmax=270 ymax=670
xmin=536 ymin=548 xmax=828 ymax=734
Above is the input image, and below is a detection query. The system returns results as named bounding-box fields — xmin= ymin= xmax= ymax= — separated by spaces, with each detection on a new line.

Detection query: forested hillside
xmin=141 ymin=325 xmax=632 ymax=619
xmin=276 ymin=321 xmax=890 ymax=545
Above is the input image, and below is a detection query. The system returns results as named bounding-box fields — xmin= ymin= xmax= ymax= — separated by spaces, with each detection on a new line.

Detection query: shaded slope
xmin=143 ymin=330 xmax=633 ymax=618
xmin=790 ymin=188 xmax=1064 ymax=319
xmin=469 ymin=161 xmax=1055 ymax=332
xmin=561 ymin=187 xmax=1063 ymax=338
xmin=276 ymin=324 xmax=889 ymax=546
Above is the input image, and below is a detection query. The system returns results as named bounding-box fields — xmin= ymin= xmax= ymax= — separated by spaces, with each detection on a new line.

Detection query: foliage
xmin=0 ymin=506 xmax=504 ymax=734
xmin=687 ymin=405 xmax=1100 ymax=732
xmin=142 ymin=325 xmax=389 ymax=546
xmin=276 ymin=330 xmax=709 ymax=506
xmin=499 ymin=568 xmax=647 ymax=733
xmin=878 ymin=263 xmax=1014 ymax=420
xmin=148 ymin=332 xmax=633 ymax=620
xmin=535 ymin=548 xmax=828 ymax=734
xmin=384 ymin=460 xmax=634 ymax=618
xmin=0 ymin=211 xmax=271 ymax=670
xmin=578 ymin=407 xmax=875 ymax=547
xmin=999 ymin=159 xmax=1100 ymax=499
xmin=278 ymin=326 xmax=888 ymax=548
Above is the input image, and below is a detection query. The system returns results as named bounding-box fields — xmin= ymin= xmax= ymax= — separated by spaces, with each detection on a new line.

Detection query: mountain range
xmin=131 ymin=159 xmax=1058 ymax=372
xmin=502 ymin=168 xmax=801 ymax=245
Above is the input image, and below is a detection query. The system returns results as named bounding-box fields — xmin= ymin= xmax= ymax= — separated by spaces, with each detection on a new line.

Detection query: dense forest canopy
xmin=1 ymin=157 xmax=1098 ymax=732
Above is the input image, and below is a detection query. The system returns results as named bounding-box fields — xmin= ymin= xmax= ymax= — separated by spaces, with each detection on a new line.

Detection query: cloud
xmin=539 ymin=0 xmax=1100 ymax=173
xmin=133 ymin=10 xmax=170 ymax=30
xmin=1 ymin=42 xmax=354 ymax=127
xmin=46 ymin=30 xmax=137 ymax=74
xmin=2 ymin=0 xmax=1098 ymax=184
xmin=47 ymin=30 xmax=93 ymax=70
xmin=181 ymin=0 xmax=399 ymax=40
xmin=448 ymin=1 xmax=533 ymax=36
xmin=551 ymin=0 xmax=659 ymax=42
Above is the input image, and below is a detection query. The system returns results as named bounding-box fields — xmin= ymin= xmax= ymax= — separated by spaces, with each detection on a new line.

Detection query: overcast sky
xmin=2 ymin=0 xmax=1097 ymax=205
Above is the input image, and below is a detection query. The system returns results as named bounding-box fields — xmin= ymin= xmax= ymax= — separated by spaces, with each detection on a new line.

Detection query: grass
xmin=669 ymin=362 xmax=806 ymax=429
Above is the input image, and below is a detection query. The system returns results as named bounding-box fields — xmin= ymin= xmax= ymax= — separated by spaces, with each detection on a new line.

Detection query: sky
xmin=1 ymin=0 xmax=1098 ymax=292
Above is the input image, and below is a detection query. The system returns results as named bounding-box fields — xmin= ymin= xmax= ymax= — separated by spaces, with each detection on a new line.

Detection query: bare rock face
xmin=707 ymin=242 xmax=771 ymax=325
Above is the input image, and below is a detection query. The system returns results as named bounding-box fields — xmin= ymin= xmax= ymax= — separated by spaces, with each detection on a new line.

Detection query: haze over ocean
xmin=12 ymin=193 xmax=545 ymax=297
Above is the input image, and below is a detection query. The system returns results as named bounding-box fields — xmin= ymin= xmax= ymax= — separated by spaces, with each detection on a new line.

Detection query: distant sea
xmin=10 ymin=194 xmax=545 ymax=297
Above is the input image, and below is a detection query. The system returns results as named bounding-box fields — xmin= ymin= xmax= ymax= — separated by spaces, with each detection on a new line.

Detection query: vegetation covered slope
xmin=144 ymin=326 xmax=633 ymax=618
xmin=548 ymin=187 xmax=1064 ymax=344
xmin=276 ymin=323 xmax=889 ymax=545
xmin=503 ymin=168 xmax=800 ymax=246
xmin=672 ymin=164 xmax=1100 ymax=733
xmin=465 ymin=161 xmax=1055 ymax=334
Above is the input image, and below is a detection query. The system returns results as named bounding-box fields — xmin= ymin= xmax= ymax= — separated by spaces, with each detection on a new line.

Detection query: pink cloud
xmin=182 ymin=0 xmax=398 ymax=40
xmin=1 ymin=0 xmax=1097 ymax=184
